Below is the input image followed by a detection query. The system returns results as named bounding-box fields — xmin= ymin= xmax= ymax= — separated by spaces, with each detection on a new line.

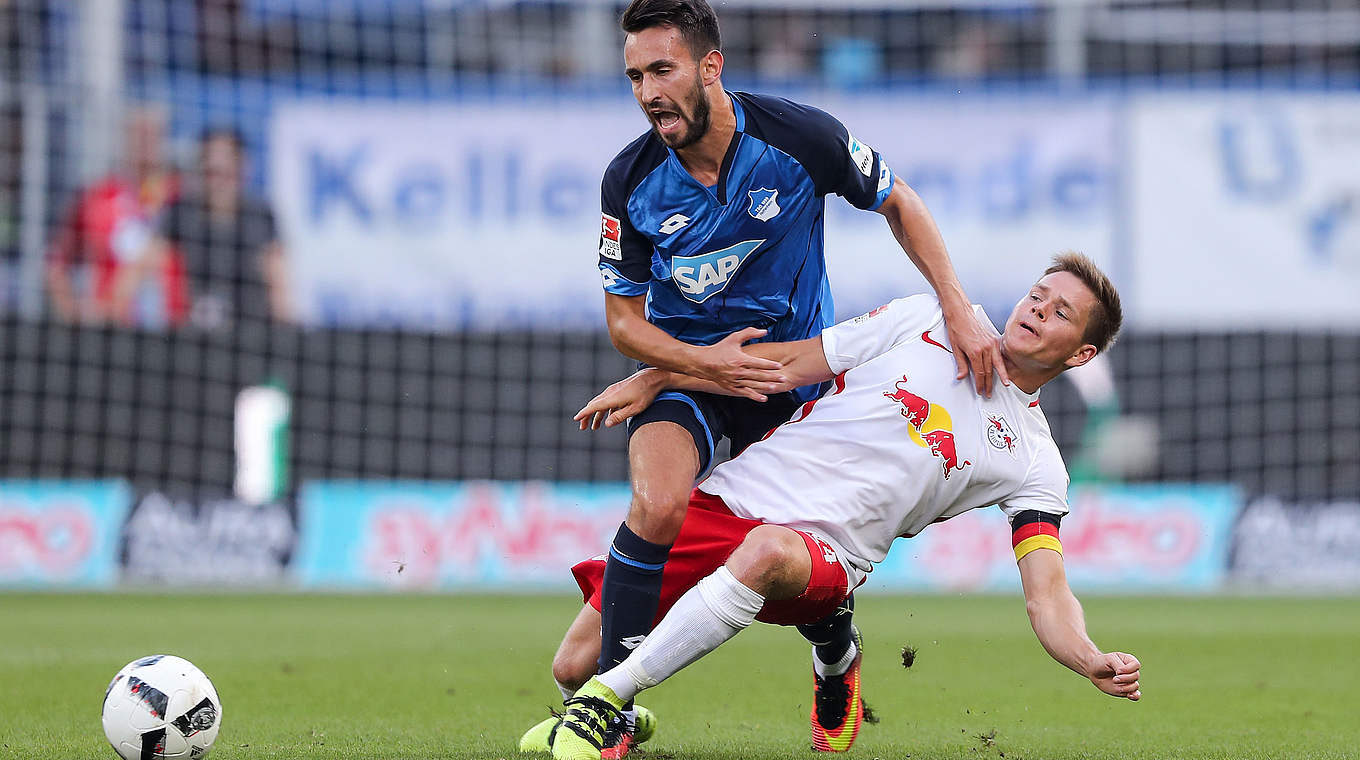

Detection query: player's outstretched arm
xmin=875 ymin=177 xmax=1009 ymax=397
xmin=1017 ymin=549 xmax=1142 ymax=701
xmin=605 ymin=293 xmax=786 ymax=396
xmin=574 ymin=333 xmax=833 ymax=430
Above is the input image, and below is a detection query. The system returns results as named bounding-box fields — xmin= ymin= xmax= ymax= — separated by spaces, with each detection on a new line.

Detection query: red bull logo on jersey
xmin=883 ymin=374 xmax=973 ymax=481
xmin=670 ymin=239 xmax=765 ymax=303
xmin=884 ymin=376 xmax=931 ymax=430
xmin=922 ymin=429 xmax=971 ymax=480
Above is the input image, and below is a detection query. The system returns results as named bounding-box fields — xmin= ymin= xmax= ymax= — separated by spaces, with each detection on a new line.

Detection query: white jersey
xmin=699 ymin=294 xmax=1069 ymax=577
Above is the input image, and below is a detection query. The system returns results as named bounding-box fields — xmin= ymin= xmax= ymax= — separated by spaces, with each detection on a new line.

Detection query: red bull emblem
xmin=883 ymin=374 xmax=973 ymax=481
xmin=922 ymin=429 xmax=971 ymax=480
xmin=883 ymin=375 xmax=931 ymax=431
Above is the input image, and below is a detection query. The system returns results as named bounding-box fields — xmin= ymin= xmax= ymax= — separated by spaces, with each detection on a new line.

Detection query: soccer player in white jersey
xmin=536 ymin=253 xmax=1141 ymax=760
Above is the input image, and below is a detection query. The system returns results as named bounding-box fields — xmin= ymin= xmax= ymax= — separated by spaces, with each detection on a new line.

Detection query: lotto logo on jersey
xmin=671 ymin=239 xmax=764 ymax=303
xmin=847 ymin=133 xmax=875 ymax=178
xmin=877 ymin=160 xmax=892 ymax=193
xmin=599 ymin=213 xmax=622 ymax=260
xmin=659 ymin=213 xmax=690 ymax=235
xmin=599 ymin=264 xmax=620 ymax=289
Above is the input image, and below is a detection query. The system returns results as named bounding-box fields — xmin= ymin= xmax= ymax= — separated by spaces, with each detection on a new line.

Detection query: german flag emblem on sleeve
xmin=1010 ymin=510 xmax=1063 ymax=561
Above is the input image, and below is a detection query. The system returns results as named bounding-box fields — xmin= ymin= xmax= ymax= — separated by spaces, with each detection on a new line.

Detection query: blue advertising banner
xmin=295 ymin=481 xmax=631 ymax=589
xmin=296 ymin=480 xmax=1239 ymax=592
xmin=873 ymin=484 xmax=1241 ymax=592
xmin=0 ymin=480 xmax=131 ymax=588
xmin=1129 ymin=95 xmax=1360 ymax=329
xmin=269 ymin=97 xmax=1117 ymax=330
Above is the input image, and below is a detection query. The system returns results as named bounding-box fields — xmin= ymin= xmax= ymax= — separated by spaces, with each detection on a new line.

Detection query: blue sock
xmin=598 ymin=523 xmax=671 ymax=676
xmin=797 ymin=593 xmax=856 ymax=665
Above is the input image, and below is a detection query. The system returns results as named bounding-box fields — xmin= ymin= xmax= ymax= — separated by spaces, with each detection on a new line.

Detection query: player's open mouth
xmin=1020 ymin=322 xmax=1038 ymax=336
xmin=654 ymin=111 xmax=681 ymax=130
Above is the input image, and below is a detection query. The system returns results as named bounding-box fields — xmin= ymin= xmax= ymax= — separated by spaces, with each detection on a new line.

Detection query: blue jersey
xmin=598 ymin=91 xmax=895 ymax=401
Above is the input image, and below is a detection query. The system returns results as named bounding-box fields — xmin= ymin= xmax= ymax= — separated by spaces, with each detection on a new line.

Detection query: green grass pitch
xmin=1 ymin=593 xmax=1357 ymax=759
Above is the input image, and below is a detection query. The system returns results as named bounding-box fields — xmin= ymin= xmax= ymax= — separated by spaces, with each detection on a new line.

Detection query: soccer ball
xmin=101 ymin=655 xmax=223 ymax=760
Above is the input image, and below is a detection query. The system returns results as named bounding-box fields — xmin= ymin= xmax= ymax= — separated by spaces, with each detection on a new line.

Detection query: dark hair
xmin=620 ymin=0 xmax=721 ymax=59
xmin=1044 ymin=251 xmax=1123 ymax=353
xmin=199 ymin=126 xmax=246 ymax=155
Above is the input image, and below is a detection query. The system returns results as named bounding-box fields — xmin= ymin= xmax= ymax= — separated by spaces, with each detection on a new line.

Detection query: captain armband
xmin=1010 ymin=510 xmax=1063 ymax=562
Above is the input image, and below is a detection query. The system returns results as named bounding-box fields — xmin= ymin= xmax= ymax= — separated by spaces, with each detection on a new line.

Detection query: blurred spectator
xmin=755 ymin=12 xmax=815 ymax=82
xmin=823 ymin=37 xmax=884 ymax=88
xmin=115 ymin=127 xmax=293 ymax=329
xmin=45 ymin=106 xmax=179 ymax=324
xmin=198 ymin=0 xmax=266 ymax=74
xmin=935 ymin=18 xmax=1009 ymax=78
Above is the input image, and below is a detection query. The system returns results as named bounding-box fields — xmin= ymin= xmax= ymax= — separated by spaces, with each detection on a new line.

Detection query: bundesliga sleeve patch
xmin=599 ymin=213 xmax=622 ymax=260
xmin=1010 ymin=510 xmax=1062 ymax=561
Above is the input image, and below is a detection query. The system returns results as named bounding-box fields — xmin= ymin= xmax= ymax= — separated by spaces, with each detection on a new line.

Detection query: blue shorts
xmin=626 ymin=389 xmax=804 ymax=475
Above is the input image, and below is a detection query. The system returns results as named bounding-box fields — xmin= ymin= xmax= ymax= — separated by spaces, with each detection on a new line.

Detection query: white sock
xmin=556 ymin=679 xmax=574 ymax=701
xmin=813 ymin=639 xmax=859 ymax=678
xmin=597 ymin=565 xmax=764 ymax=703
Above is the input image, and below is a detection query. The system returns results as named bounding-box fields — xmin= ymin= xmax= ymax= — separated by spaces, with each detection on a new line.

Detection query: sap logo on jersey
xmin=671 ymin=239 xmax=764 ymax=303
xmin=747 ymin=188 xmax=781 ymax=222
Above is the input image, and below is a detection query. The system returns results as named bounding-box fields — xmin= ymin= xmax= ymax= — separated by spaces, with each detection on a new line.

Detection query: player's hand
xmin=1086 ymin=651 xmax=1141 ymax=701
xmin=944 ymin=309 xmax=1010 ymax=397
xmin=573 ymin=369 xmax=667 ymax=430
xmin=693 ymin=327 xmax=786 ymax=401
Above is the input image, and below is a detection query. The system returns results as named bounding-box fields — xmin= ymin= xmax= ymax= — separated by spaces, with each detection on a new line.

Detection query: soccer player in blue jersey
xmin=528 ymin=0 xmax=1007 ymax=755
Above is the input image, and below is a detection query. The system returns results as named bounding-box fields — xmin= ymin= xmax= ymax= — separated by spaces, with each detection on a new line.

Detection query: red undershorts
xmin=572 ymin=489 xmax=850 ymax=626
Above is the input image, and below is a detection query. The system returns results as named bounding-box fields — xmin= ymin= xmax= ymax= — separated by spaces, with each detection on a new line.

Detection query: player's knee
xmin=727 ymin=526 xmax=807 ymax=596
xmin=551 ymin=648 xmax=595 ymax=693
xmin=626 ymin=491 xmax=689 ymax=543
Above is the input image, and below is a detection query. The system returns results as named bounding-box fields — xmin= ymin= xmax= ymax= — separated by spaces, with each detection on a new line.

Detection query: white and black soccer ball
xmin=101 ymin=655 xmax=223 ymax=760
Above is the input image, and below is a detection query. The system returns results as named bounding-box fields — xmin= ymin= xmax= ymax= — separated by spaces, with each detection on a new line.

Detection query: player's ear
xmin=1063 ymin=344 xmax=1098 ymax=370
xmin=700 ymin=49 xmax=723 ymax=84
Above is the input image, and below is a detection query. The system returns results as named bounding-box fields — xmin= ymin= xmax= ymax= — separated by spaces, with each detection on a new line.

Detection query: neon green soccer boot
xmin=550 ymin=678 xmax=626 ymax=760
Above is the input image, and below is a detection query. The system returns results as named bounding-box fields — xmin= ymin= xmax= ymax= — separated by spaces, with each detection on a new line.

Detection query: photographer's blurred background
xmin=0 ymin=0 xmax=1356 ymax=591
